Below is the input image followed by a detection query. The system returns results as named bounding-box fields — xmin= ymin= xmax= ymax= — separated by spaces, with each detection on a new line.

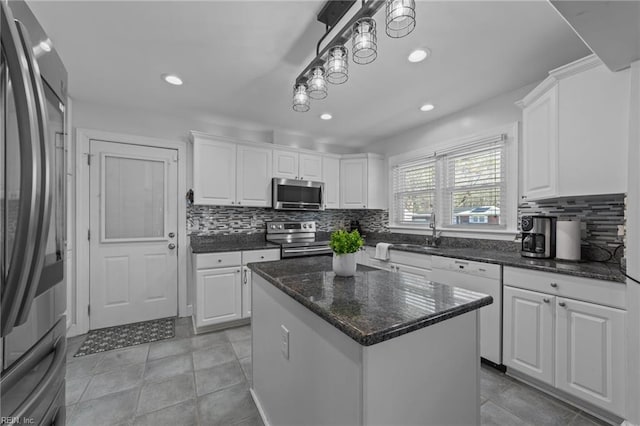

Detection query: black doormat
xmin=73 ymin=317 xmax=175 ymax=357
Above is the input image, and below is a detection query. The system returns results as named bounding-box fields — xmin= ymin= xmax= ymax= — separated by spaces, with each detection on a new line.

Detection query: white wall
xmin=70 ymin=99 xmax=357 ymax=154
xmin=367 ymin=83 xmax=536 ymax=156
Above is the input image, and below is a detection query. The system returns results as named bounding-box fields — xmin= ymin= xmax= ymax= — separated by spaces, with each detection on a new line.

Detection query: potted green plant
xmin=330 ymin=229 xmax=364 ymax=277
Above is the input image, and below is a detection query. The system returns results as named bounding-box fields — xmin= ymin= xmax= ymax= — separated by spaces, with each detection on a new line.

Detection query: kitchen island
xmin=248 ymin=256 xmax=492 ymax=426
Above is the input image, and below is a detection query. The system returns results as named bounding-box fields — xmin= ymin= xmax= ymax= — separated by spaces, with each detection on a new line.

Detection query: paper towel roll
xmin=556 ymin=220 xmax=581 ymax=261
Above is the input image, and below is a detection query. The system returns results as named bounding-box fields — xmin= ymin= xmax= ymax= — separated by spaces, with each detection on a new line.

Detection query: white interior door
xmin=89 ymin=140 xmax=178 ymax=329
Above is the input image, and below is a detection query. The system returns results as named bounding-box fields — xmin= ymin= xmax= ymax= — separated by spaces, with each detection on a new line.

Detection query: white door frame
xmin=72 ymin=128 xmax=189 ymax=336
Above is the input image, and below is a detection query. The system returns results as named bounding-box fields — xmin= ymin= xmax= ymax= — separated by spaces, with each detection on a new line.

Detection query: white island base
xmin=251 ymin=274 xmax=482 ymax=426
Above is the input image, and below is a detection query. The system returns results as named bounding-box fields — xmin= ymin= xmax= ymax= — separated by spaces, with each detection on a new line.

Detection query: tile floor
xmin=65 ymin=318 xmax=611 ymax=426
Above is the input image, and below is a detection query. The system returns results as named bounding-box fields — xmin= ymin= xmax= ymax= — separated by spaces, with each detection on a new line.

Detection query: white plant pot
xmin=333 ymin=252 xmax=357 ymax=277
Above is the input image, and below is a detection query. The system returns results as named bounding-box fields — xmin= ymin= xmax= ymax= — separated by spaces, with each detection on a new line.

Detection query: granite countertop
xmin=248 ymin=256 xmax=493 ymax=346
xmin=190 ymin=236 xmax=280 ymax=254
xmin=364 ymin=239 xmax=625 ymax=284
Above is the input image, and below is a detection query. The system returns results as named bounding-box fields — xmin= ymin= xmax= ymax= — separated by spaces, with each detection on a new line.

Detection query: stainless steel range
xmin=266 ymin=221 xmax=332 ymax=258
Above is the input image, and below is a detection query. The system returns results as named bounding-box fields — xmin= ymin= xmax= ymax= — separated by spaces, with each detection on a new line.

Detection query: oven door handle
xmin=0 ymin=2 xmax=45 ymax=337
xmin=13 ymin=18 xmax=53 ymax=325
xmin=283 ymin=247 xmax=332 ymax=254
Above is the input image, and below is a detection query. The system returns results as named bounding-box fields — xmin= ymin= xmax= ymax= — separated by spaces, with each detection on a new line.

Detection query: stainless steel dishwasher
xmin=431 ymin=256 xmax=502 ymax=366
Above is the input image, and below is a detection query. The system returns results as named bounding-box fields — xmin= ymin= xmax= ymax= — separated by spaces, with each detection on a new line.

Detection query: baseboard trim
xmin=507 ymin=369 xmax=624 ymax=425
xmin=192 ymin=317 xmax=250 ymax=335
xmin=250 ymin=387 xmax=271 ymax=426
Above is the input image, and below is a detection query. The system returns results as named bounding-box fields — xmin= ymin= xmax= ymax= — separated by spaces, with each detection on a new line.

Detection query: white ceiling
xmin=28 ymin=0 xmax=591 ymax=148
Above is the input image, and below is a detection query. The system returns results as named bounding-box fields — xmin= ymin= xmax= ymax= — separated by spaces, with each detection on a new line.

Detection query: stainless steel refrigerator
xmin=1 ymin=0 xmax=67 ymax=423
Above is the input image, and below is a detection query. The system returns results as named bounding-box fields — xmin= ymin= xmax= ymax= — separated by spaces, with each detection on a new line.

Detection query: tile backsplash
xmin=188 ymin=205 xmax=389 ymax=235
xmin=518 ymin=193 xmax=625 ymax=261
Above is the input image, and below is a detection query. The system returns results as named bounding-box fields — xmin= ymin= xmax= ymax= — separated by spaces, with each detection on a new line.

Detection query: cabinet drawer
xmin=503 ymin=267 xmax=625 ymax=310
xmin=195 ymin=252 xmax=242 ymax=269
xmin=390 ymin=250 xmax=432 ymax=270
xmin=243 ymin=249 xmax=280 ymax=264
xmin=432 ymin=256 xmax=500 ymax=279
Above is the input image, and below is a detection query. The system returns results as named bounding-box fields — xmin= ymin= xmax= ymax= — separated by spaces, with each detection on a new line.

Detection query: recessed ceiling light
xmin=408 ymin=48 xmax=430 ymax=63
xmin=162 ymin=74 xmax=183 ymax=86
xmin=320 ymin=113 xmax=332 ymax=120
xmin=39 ymin=40 xmax=51 ymax=52
xmin=420 ymin=104 xmax=435 ymax=112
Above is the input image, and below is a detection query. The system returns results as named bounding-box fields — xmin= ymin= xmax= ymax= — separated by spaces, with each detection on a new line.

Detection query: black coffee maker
xmin=521 ymin=216 xmax=557 ymax=258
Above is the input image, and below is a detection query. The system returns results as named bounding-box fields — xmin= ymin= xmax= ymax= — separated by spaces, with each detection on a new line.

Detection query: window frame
xmin=387 ymin=123 xmax=519 ymax=239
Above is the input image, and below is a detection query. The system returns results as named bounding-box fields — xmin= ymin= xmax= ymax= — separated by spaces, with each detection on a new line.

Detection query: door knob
xmin=168 ymin=243 xmax=176 ymax=249
xmin=168 ymin=232 xmax=175 ymax=238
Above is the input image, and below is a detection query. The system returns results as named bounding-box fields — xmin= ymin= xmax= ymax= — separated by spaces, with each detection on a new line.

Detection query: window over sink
xmin=389 ymin=124 xmax=518 ymax=236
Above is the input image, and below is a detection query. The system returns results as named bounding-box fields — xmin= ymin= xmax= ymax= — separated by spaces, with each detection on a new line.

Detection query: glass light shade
xmin=352 ymin=17 xmax=377 ymax=65
xmin=292 ymin=82 xmax=310 ymax=112
xmin=307 ymin=67 xmax=328 ymax=99
xmin=386 ymin=0 xmax=416 ymax=38
xmin=325 ymin=46 xmax=349 ymax=85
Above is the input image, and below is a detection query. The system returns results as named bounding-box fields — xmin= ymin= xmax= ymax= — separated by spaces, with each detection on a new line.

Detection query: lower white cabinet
xmin=503 ymin=286 xmax=555 ymax=384
xmin=555 ymin=297 xmax=626 ymax=416
xmin=196 ymin=266 xmax=242 ymax=327
xmin=503 ymin=267 xmax=627 ymax=417
xmin=192 ymin=248 xmax=279 ymax=330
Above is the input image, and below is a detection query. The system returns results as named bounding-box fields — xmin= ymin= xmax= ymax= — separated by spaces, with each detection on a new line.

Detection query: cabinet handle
xmin=243 ymin=269 xmax=248 ymax=284
xmin=236 ymin=269 xmax=240 ymax=273
xmin=543 ymin=298 xmax=550 ymax=303
xmin=231 ymin=201 xmax=235 ymax=205
xmin=363 ymin=205 xmax=366 ymax=208
xmin=550 ymin=282 xmax=558 ymax=288
xmin=522 ymin=195 xmax=527 ymax=199
xmin=300 ymin=176 xmax=304 ymax=180
xmin=558 ymin=301 xmax=567 ymax=308
xmin=218 ymin=259 xmax=222 ymax=263
xmin=238 ymin=201 xmax=241 ymax=205
xmin=260 ymin=256 xmax=264 ymax=259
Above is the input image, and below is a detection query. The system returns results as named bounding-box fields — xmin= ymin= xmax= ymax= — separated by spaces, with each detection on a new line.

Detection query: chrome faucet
xmin=427 ymin=211 xmax=441 ymax=247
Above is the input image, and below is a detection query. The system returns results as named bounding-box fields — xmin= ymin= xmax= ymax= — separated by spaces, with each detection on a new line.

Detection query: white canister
xmin=556 ymin=219 xmax=581 ymax=261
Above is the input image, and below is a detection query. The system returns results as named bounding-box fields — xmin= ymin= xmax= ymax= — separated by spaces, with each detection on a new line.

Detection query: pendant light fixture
xmin=385 ymin=0 xmax=416 ymax=38
xmin=291 ymin=0 xmax=419 ymax=112
xmin=352 ymin=17 xmax=377 ymax=65
xmin=292 ymin=81 xmax=310 ymax=112
xmin=325 ymin=45 xmax=349 ymax=84
xmin=307 ymin=66 xmax=328 ymax=99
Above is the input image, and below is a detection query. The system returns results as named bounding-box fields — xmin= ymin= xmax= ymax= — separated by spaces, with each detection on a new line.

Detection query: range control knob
xmin=302 ymin=224 xmax=307 ymax=229
xmin=278 ymin=225 xmax=283 ymax=229
xmin=271 ymin=224 xmax=276 ymax=229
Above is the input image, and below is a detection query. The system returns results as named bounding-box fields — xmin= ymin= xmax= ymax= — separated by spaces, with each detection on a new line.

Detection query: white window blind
xmin=390 ymin=133 xmax=509 ymax=229
xmin=391 ymin=157 xmax=436 ymax=226
xmin=441 ymin=135 xmax=506 ymax=227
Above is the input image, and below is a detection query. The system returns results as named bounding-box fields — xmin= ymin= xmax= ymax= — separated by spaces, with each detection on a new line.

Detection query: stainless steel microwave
xmin=272 ymin=178 xmax=325 ymax=211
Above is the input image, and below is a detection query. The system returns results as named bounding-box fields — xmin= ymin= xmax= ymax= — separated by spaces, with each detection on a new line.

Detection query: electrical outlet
xmin=281 ymin=325 xmax=289 ymax=360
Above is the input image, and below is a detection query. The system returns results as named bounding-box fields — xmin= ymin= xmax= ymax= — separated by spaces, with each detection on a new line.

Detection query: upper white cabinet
xmin=340 ymin=154 xmax=386 ymax=209
xmin=193 ymin=137 xmax=237 ymax=205
xmin=521 ymin=85 xmax=559 ymax=200
xmin=191 ymin=133 xmax=272 ymax=207
xmin=322 ymin=155 xmax=340 ymax=209
xmin=273 ymin=149 xmax=322 ymax=181
xmin=517 ymin=55 xmax=630 ymax=201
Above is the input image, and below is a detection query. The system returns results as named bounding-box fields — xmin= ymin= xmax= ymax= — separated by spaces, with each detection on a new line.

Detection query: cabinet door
xmin=340 ymin=158 xmax=367 ymax=209
xmin=299 ymin=153 xmax=322 ymax=181
xmin=273 ymin=150 xmax=299 ymax=179
xmin=193 ymin=139 xmax=237 ymax=205
xmin=503 ymin=286 xmax=555 ymax=385
xmin=556 ymin=298 xmax=626 ymax=416
xmin=521 ymin=85 xmax=558 ymax=201
xmin=195 ymin=267 xmax=242 ymax=328
xmin=242 ymin=266 xmax=251 ymax=318
xmin=237 ymin=145 xmax=272 ymax=207
xmin=322 ymin=156 xmax=340 ymax=209
xmin=392 ymin=263 xmax=431 ymax=282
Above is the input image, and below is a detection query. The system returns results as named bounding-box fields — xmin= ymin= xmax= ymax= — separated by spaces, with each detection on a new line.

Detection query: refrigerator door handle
xmin=0 ymin=2 xmax=45 ymax=337
xmin=13 ymin=19 xmax=53 ymax=325
xmin=10 ymin=326 xmax=66 ymax=420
